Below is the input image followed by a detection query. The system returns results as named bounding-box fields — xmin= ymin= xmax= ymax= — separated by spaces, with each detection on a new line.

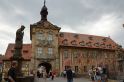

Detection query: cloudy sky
xmin=0 ymin=0 xmax=124 ymax=54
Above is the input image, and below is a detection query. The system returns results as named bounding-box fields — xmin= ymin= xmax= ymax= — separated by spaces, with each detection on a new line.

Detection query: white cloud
xmin=1 ymin=0 xmax=124 ymax=54
xmin=60 ymin=25 xmax=76 ymax=33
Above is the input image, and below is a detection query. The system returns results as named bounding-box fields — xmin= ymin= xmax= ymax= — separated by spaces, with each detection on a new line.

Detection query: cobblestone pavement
xmin=34 ymin=77 xmax=91 ymax=82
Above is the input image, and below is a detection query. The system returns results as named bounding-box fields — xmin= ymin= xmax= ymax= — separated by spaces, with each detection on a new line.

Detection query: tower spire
xmin=40 ymin=0 xmax=48 ymax=21
xmin=44 ymin=0 xmax=46 ymax=6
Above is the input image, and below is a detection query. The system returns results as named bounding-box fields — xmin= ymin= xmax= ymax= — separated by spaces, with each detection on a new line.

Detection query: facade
xmin=3 ymin=3 xmax=122 ymax=79
xmin=116 ymin=45 xmax=124 ymax=79
xmin=59 ymin=33 xmax=118 ymax=78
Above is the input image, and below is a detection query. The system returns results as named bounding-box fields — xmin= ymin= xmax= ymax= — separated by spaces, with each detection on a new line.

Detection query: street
xmin=34 ymin=77 xmax=91 ymax=82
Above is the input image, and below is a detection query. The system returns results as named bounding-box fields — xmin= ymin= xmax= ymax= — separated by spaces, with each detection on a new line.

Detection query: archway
xmin=38 ymin=62 xmax=52 ymax=74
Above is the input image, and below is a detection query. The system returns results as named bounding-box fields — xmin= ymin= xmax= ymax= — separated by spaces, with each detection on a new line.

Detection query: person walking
xmin=43 ymin=67 xmax=47 ymax=82
xmin=51 ymin=71 xmax=55 ymax=80
xmin=66 ymin=66 xmax=73 ymax=82
xmin=89 ymin=67 xmax=95 ymax=82
xmin=7 ymin=61 xmax=18 ymax=82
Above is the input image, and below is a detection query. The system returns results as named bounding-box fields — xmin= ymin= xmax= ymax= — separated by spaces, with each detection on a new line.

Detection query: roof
xmin=4 ymin=32 xmax=118 ymax=60
xmin=4 ymin=43 xmax=32 ymax=60
xmin=59 ymin=32 xmax=118 ymax=50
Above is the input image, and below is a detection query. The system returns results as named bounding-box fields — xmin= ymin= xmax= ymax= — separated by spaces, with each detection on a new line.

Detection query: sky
xmin=0 ymin=0 xmax=124 ymax=54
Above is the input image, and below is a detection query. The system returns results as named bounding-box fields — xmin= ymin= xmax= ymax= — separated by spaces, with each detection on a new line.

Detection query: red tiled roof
xmin=59 ymin=32 xmax=118 ymax=50
xmin=4 ymin=43 xmax=32 ymax=60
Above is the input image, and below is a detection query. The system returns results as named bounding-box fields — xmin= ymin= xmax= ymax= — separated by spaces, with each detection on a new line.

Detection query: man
xmin=7 ymin=61 xmax=18 ymax=82
xmin=66 ymin=66 xmax=73 ymax=82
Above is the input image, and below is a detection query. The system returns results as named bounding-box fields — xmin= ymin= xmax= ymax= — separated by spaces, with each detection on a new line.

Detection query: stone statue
xmin=13 ymin=25 xmax=25 ymax=59
xmin=15 ymin=25 xmax=25 ymax=49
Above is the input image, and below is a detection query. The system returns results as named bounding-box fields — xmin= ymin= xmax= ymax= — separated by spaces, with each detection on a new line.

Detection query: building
xmin=116 ymin=45 xmax=124 ymax=79
xmin=3 ymin=2 xmax=121 ymax=79
xmin=0 ymin=54 xmax=3 ymax=73
xmin=3 ymin=44 xmax=31 ymax=77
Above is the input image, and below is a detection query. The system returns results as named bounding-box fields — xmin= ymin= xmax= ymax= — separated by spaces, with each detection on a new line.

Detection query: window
xmin=36 ymin=32 xmax=44 ymax=40
xmin=71 ymin=40 xmax=76 ymax=45
xmin=48 ymin=34 xmax=53 ymax=41
xmin=64 ymin=50 xmax=68 ymax=58
xmin=63 ymin=39 xmax=68 ymax=45
xmin=94 ymin=42 xmax=99 ymax=47
xmin=47 ymin=34 xmax=53 ymax=44
xmin=119 ymin=62 xmax=123 ymax=72
xmin=86 ymin=42 xmax=92 ymax=47
xmin=75 ymin=66 xmax=78 ymax=72
xmin=84 ymin=66 xmax=87 ymax=72
xmin=65 ymin=66 xmax=69 ymax=70
xmin=79 ymin=41 xmax=85 ymax=46
xmin=74 ymin=51 xmax=78 ymax=58
xmin=36 ymin=47 xmax=43 ymax=56
xmin=48 ymin=48 xmax=53 ymax=55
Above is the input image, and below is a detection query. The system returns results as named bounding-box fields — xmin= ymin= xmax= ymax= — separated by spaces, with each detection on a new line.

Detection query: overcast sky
xmin=0 ymin=0 xmax=124 ymax=54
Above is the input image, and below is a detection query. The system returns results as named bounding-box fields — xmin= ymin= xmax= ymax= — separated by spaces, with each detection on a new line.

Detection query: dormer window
xmin=94 ymin=42 xmax=99 ymax=47
xmin=102 ymin=38 xmax=107 ymax=42
xmin=79 ymin=41 xmax=85 ymax=46
xmin=62 ymin=39 xmax=68 ymax=45
xmin=107 ymin=44 xmax=112 ymax=48
xmin=71 ymin=40 xmax=76 ymax=45
xmin=101 ymin=43 xmax=105 ymax=48
xmin=86 ymin=42 xmax=92 ymax=47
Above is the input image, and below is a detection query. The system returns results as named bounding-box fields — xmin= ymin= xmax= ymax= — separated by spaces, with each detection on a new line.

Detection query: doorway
xmin=38 ymin=62 xmax=52 ymax=74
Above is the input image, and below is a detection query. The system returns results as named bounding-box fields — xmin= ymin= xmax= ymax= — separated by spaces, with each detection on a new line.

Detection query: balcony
xmin=36 ymin=54 xmax=55 ymax=60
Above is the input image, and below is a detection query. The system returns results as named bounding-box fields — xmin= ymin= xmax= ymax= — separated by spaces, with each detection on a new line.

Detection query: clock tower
xmin=30 ymin=1 xmax=61 ymax=75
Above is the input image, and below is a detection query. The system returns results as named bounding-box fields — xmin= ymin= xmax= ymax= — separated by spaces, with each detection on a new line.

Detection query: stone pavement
xmin=34 ymin=77 xmax=91 ymax=82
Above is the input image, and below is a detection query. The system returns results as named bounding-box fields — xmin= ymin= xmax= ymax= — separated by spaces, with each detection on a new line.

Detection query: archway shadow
xmin=38 ymin=62 xmax=52 ymax=74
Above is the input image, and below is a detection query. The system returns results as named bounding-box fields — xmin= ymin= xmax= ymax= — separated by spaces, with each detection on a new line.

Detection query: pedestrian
xmin=66 ymin=66 xmax=73 ymax=82
xmin=51 ymin=71 xmax=54 ymax=80
xmin=63 ymin=70 xmax=66 ymax=77
xmin=37 ymin=70 xmax=41 ymax=78
xmin=101 ymin=66 xmax=108 ymax=82
xmin=94 ymin=67 xmax=101 ymax=82
xmin=7 ymin=61 xmax=18 ymax=82
xmin=88 ymin=67 xmax=95 ymax=82
xmin=43 ymin=67 xmax=47 ymax=82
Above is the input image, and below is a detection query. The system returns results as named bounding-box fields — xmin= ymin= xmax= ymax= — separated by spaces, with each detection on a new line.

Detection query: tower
xmin=30 ymin=0 xmax=61 ymax=75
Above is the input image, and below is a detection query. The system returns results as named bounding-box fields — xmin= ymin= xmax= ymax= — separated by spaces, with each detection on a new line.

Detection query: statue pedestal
xmin=4 ymin=76 xmax=34 ymax=82
xmin=16 ymin=76 xmax=34 ymax=82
